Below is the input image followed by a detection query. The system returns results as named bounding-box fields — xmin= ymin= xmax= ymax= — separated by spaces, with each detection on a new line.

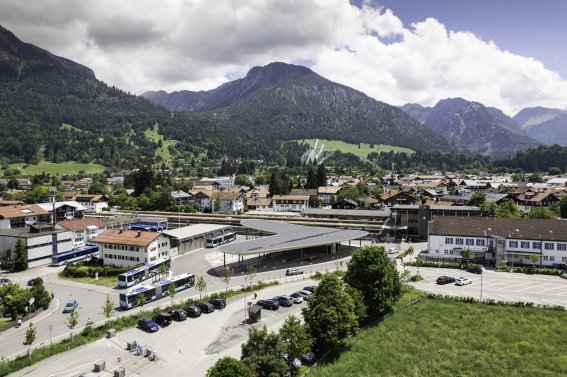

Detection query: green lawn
xmin=309 ymin=298 xmax=567 ymax=377
xmin=58 ymin=274 xmax=118 ymax=288
xmin=60 ymin=123 xmax=84 ymax=133
xmin=144 ymin=124 xmax=178 ymax=163
xmin=296 ymin=139 xmax=413 ymax=162
xmin=5 ymin=161 xmax=106 ymax=176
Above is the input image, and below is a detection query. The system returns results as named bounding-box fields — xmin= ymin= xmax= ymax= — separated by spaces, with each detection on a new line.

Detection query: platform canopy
xmin=218 ymin=219 xmax=368 ymax=256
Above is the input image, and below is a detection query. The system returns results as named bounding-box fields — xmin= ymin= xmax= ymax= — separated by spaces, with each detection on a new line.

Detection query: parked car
xmin=196 ymin=302 xmax=215 ymax=314
xmin=272 ymin=296 xmax=294 ymax=307
xmin=27 ymin=278 xmax=42 ymax=286
xmin=455 ymin=277 xmax=472 ymax=286
xmin=137 ymin=318 xmax=159 ymax=332
xmin=286 ymin=268 xmax=303 ymax=276
xmin=284 ymin=353 xmax=302 ymax=371
xmin=303 ymin=286 xmax=317 ymax=293
xmin=466 ymin=266 xmax=484 ymax=274
xmin=288 ymin=294 xmax=303 ymax=304
xmin=256 ymin=299 xmax=280 ymax=310
xmin=184 ymin=305 xmax=202 ymax=318
xmin=0 ymin=278 xmax=10 ymax=285
xmin=436 ymin=276 xmax=456 ymax=285
xmin=301 ymin=350 xmax=316 ymax=365
xmin=292 ymin=291 xmax=312 ymax=300
xmin=387 ymin=248 xmax=399 ymax=254
xmin=152 ymin=312 xmax=172 ymax=327
xmin=290 ymin=292 xmax=308 ymax=302
xmin=560 ymin=273 xmax=567 ymax=280
xmin=209 ymin=298 xmax=226 ymax=309
xmin=63 ymin=299 xmax=78 ymax=313
xmin=170 ymin=309 xmax=187 ymax=321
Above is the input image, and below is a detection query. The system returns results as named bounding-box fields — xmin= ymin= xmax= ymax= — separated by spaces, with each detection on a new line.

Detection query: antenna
xmin=50 ymin=180 xmax=57 ymax=230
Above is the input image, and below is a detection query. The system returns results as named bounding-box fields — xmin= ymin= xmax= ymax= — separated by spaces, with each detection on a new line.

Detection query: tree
xmin=102 ymin=294 xmax=114 ymax=324
xmin=344 ymin=246 xmax=401 ymax=317
xmin=528 ymin=172 xmax=544 ymax=183
xmin=196 ymin=275 xmax=207 ymax=300
xmin=497 ymin=200 xmax=522 ymax=219
xmin=207 ymin=356 xmax=252 ymax=377
xmin=415 ymin=256 xmax=424 ymax=277
xmin=344 ymin=285 xmax=367 ymax=323
xmin=221 ymin=268 xmax=232 ymax=297
xmin=214 ymin=193 xmax=221 ymax=213
xmin=467 ymin=192 xmax=486 ymax=207
xmin=168 ymin=283 xmax=177 ymax=303
xmin=529 ymin=253 xmax=541 ymax=268
xmin=316 ymin=163 xmax=327 ymax=187
xmin=66 ymin=309 xmax=79 ymax=338
xmin=279 ymin=315 xmax=312 ymax=361
xmin=461 ymin=247 xmax=473 ymax=264
xmin=302 ymin=275 xmax=358 ymax=352
xmin=245 ymin=266 xmax=256 ymax=288
xmin=560 ymin=196 xmax=567 ymax=218
xmin=305 ymin=166 xmax=316 ymax=189
xmin=23 ymin=322 xmax=37 ymax=358
xmin=30 ymin=278 xmax=51 ymax=310
xmin=13 ymin=237 xmax=28 ymax=272
xmin=136 ymin=293 xmax=147 ymax=312
xmin=548 ymin=167 xmax=562 ymax=175
xmin=480 ymin=201 xmax=498 ymax=217
xmin=0 ymin=282 xmax=32 ymax=319
xmin=528 ymin=207 xmax=556 ymax=219
xmin=235 ymin=174 xmax=249 ymax=186
xmin=241 ymin=326 xmax=288 ymax=377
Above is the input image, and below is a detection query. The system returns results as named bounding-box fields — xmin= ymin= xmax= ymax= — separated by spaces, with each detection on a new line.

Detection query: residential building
xmin=56 ymin=217 xmax=108 ymax=247
xmin=247 ymin=198 xmax=272 ymax=210
xmin=272 ymin=195 xmax=309 ymax=212
xmin=194 ymin=176 xmax=235 ymax=189
xmin=170 ymin=190 xmax=193 ymax=205
xmin=74 ymin=194 xmax=109 ymax=213
xmin=0 ymin=204 xmax=51 ymax=230
xmin=380 ymin=189 xmax=415 ymax=207
xmin=332 ymin=198 xmax=359 ymax=210
xmin=426 ymin=217 xmax=567 ymax=267
xmin=92 ymin=229 xmax=170 ymax=268
xmin=36 ymin=201 xmax=86 ymax=222
xmin=511 ymin=190 xmax=560 ymax=214
xmin=317 ymin=186 xmax=342 ymax=205
xmin=219 ymin=191 xmax=246 ymax=214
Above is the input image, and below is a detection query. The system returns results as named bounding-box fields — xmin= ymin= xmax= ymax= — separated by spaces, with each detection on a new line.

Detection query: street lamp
xmin=480 ymin=272 xmax=483 ymax=301
xmin=49 ymin=325 xmax=52 ymax=348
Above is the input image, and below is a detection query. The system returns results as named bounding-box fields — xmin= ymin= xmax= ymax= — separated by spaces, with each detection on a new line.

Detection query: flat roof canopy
xmin=163 ymin=224 xmax=231 ymax=240
xmin=218 ymin=219 xmax=368 ymax=256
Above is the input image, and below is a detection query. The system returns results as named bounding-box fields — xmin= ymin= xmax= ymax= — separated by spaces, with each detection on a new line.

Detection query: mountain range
xmin=143 ymin=62 xmax=452 ymax=153
xmin=400 ymin=99 xmax=544 ymax=159
xmin=513 ymin=107 xmax=567 ymax=146
xmin=0 ymin=24 xmax=566 ymax=171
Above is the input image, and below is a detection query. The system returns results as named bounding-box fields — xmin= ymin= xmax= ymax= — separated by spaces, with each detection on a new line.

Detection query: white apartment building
xmin=272 ymin=195 xmax=310 ymax=212
xmin=427 ymin=217 xmax=567 ymax=267
xmin=92 ymin=229 xmax=170 ymax=268
xmin=56 ymin=217 xmax=108 ymax=247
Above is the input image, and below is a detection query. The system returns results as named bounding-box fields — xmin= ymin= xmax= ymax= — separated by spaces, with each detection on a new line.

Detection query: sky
xmin=1 ymin=0 xmax=567 ymax=116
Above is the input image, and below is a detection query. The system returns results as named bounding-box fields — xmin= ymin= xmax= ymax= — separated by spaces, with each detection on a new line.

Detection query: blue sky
xmin=371 ymin=0 xmax=567 ymax=79
xmin=1 ymin=0 xmax=566 ymax=115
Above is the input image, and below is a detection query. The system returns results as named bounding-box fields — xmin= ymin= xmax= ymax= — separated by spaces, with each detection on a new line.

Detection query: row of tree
xmin=207 ymin=245 xmax=401 ymax=377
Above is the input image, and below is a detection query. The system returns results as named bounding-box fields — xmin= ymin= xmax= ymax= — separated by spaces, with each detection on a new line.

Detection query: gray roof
xmin=429 ymin=217 xmax=567 ymax=241
xmin=163 ymin=224 xmax=231 ymax=240
xmin=305 ymin=209 xmax=391 ymax=218
xmin=392 ymin=205 xmax=480 ymax=211
xmin=218 ymin=219 xmax=367 ymax=255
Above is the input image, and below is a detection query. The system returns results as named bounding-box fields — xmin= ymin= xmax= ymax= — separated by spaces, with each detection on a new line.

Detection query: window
xmin=466 ymin=239 xmax=474 ymax=246
xmin=550 ymin=256 xmax=555 ymax=261
xmin=545 ymin=243 xmax=554 ymax=250
xmin=558 ymin=243 xmax=567 ymax=251
xmin=543 ymin=256 xmax=549 ymax=261
xmin=520 ymin=241 xmax=530 ymax=249
xmin=455 ymin=238 xmax=463 ymax=245
xmin=509 ymin=241 xmax=518 ymax=248
xmin=476 ymin=239 xmax=485 ymax=246
xmin=445 ymin=237 xmax=453 ymax=244
xmin=533 ymin=242 xmax=541 ymax=249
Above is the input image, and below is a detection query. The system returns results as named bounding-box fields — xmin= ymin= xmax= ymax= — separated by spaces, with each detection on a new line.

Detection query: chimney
xmin=136 ymin=231 xmax=141 ymax=238
xmin=118 ymin=228 xmax=123 ymax=234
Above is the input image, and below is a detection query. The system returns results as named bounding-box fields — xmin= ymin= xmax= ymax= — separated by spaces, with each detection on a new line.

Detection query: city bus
xmin=118 ymin=272 xmax=195 ymax=310
xmin=206 ymin=232 xmax=236 ymax=248
xmin=117 ymin=258 xmax=171 ymax=288
xmin=51 ymin=244 xmax=99 ymax=266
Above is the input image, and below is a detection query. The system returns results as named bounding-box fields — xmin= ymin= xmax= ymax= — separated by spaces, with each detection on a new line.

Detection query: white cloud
xmin=1 ymin=0 xmax=567 ymax=115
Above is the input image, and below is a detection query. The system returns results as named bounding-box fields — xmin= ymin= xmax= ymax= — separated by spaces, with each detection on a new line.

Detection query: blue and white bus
xmin=51 ymin=245 xmax=99 ymax=266
xmin=118 ymin=272 xmax=195 ymax=310
xmin=206 ymin=232 xmax=236 ymax=248
xmin=117 ymin=258 xmax=171 ymax=288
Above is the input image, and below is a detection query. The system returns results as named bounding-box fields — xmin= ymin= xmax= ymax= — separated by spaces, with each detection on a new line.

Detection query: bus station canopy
xmin=218 ymin=219 xmax=368 ymax=256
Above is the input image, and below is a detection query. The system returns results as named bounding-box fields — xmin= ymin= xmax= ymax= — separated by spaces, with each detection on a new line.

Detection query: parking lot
xmin=11 ymin=279 xmax=314 ymax=377
xmin=409 ymin=266 xmax=567 ymax=307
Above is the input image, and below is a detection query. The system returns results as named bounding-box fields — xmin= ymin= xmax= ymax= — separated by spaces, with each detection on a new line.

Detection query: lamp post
xmin=49 ymin=325 xmax=52 ymax=348
xmin=480 ymin=272 xmax=483 ymax=301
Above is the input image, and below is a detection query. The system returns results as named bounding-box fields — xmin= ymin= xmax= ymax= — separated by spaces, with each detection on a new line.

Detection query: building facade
xmin=92 ymin=229 xmax=170 ymax=268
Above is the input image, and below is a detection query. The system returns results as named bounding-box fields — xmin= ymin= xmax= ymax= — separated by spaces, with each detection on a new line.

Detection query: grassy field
xmin=60 ymin=123 xmax=84 ymax=133
xmin=297 ymin=139 xmax=413 ymax=162
xmin=144 ymin=124 xmax=178 ymax=163
xmin=4 ymin=161 xmax=106 ymax=176
xmin=309 ymin=298 xmax=567 ymax=377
